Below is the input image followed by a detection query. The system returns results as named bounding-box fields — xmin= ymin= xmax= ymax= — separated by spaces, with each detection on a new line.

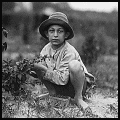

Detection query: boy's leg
xmin=68 ymin=60 xmax=89 ymax=109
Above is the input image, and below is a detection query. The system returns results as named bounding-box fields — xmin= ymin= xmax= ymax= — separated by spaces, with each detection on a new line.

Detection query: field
xmin=2 ymin=52 xmax=118 ymax=118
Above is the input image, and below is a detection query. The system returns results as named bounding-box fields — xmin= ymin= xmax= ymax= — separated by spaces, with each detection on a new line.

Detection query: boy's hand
xmin=29 ymin=71 xmax=38 ymax=78
xmin=34 ymin=62 xmax=47 ymax=72
xmin=85 ymin=73 xmax=95 ymax=82
xmin=26 ymin=62 xmax=47 ymax=78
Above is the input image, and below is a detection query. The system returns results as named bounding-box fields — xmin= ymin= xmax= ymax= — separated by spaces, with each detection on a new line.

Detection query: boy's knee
xmin=69 ymin=60 xmax=83 ymax=73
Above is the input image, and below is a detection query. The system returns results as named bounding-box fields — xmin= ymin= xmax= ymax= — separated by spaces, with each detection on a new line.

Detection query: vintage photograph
xmin=2 ymin=2 xmax=118 ymax=118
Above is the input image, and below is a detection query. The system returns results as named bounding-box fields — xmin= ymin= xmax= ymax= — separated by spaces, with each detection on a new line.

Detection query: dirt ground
xmin=12 ymin=87 xmax=118 ymax=118
xmin=86 ymin=88 xmax=118 ymax=118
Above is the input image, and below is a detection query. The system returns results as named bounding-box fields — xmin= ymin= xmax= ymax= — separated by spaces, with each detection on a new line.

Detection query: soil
xmin=12 ymin=87 xmax=118 ymax=118
xmin=86 ymin=88 xmax=118 ymax=118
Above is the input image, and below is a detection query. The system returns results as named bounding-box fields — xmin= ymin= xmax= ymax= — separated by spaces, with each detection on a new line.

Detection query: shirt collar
xmin=50 ymin=41 xmax=66 ymax=51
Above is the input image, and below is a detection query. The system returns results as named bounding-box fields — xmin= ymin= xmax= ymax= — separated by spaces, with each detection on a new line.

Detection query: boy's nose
xmin=54 ymin=31 xmax=58 ymax=37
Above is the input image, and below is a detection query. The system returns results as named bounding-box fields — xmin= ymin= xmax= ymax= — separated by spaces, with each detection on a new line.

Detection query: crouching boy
xmin=30 ymin=12 xmax=95 ymax=111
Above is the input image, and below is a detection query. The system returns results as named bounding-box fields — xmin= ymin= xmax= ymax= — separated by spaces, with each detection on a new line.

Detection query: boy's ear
xmin=65 ymin=32 xmax=70 ymax=39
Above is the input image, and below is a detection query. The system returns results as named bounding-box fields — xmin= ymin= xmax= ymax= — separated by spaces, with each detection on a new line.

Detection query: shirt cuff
xmin=44 ymin=69 xmax=69 ymax=85
xmin=44 ymin=69 xmax=55 ymax=83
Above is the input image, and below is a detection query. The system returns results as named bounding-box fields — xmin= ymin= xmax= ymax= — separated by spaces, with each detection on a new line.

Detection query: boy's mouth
xmin=52 ymin=39 xmax=59 ymax=42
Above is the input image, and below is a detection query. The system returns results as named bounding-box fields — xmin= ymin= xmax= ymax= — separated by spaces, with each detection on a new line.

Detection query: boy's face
xmin=45 ymin=25 xmax=69 ymax=48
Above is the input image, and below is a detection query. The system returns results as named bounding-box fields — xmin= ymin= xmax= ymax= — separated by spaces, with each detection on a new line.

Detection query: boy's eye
xmin=48 ymin=29 xmax=64 ymax=33
xmin=58 ymin=30 xmax=64 ymax=33
xmin=49 ymin=29 xmax=54 ymax=33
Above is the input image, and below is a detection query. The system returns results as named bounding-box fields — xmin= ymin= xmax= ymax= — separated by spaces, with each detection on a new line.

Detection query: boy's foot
xmin=75 ymin=98 xmax=95 ymax=116
xmin=69 ymin=97 xmax=89 ymax=109
xmin=76 ymin=99 xmax=89 ymax=110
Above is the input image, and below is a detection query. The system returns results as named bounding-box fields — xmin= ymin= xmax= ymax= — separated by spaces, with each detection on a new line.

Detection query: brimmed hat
xmin=39 ymin=12 xmax=74 ymax=40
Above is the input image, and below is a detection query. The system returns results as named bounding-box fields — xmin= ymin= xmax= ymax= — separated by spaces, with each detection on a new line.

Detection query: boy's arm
xmin=44 ymin=52 xmax=76 ymax=85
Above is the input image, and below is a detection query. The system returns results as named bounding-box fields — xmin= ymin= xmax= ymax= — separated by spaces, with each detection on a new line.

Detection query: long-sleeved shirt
xmin=40 ymin=41 xmax=95 ymax=85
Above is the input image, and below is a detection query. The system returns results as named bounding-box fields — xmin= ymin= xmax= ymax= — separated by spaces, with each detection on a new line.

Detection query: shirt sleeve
xmin=44 ymin=52 xmax=76 ymax=85
xmin=39 ymin=46 xmax=48 ymax=67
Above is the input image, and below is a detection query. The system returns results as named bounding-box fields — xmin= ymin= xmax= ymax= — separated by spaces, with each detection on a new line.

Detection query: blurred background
xmin=2 ymin=2 xmax=118 ymax=61
xmin=2 ymin=1 xmax=118 ymax=100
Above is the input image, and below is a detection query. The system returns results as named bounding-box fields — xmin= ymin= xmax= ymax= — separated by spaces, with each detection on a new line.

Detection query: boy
xmin=30 ymin=12 xmax=95 ymax=110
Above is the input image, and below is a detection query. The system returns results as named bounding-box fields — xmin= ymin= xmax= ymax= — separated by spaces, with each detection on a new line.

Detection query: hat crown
xmin=39 ymin=12 xmax=74 ymax=40
xmin=49 ymin=12 xmax=69 ymax=23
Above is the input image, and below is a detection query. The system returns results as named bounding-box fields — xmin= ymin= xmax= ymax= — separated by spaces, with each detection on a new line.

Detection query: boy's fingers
xmin=28 ymin=71 xmax=38 ymax=78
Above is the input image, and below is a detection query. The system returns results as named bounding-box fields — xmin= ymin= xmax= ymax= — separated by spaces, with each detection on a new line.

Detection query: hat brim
xmin=39 ymin=18 xmax=74 ymax=40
